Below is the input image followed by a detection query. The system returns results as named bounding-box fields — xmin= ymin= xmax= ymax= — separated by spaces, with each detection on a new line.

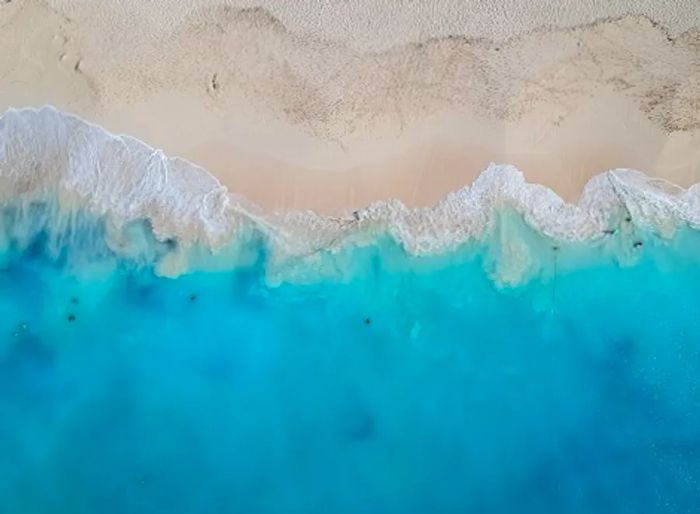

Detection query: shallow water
xmin=1 ymin=205 xmax=700 ymax=514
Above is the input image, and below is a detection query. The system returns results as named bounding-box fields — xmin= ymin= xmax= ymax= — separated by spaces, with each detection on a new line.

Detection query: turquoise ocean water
xmin=1 ymin=201 xmax=700 ymax=513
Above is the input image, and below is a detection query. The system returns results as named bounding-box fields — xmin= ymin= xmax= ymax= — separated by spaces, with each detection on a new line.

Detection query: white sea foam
xmin=0 ymin=106 xmax=699 ymax=278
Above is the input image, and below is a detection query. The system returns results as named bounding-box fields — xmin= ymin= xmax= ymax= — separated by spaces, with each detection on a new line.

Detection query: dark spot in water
xmin=340 ymin=407 xmax=376 ymax=442
xmin=24 ymin=230 xmax=50 ymax=260
xmin=552 ymin=245 xmax=559 ymax=251
xmin=12 ymin=322 xmax=29 ymax=337
xmin=608 ymin=338 xmax=636 ymax=368
xmin=163 ymin=238 xmax=178 ymax=251
xmin=346 ymin=413 xmax=375 ymax=442
xmin=633 ymin=241 xmax=644 ymax=248
xmin=189 ymin=293 xmax=197 ymax=302
xmin=67 ymin=314 xmax=76 ymax=322
xmin=625 ymin=216 xmax=632 ymax=222
xmin=125 ymin=280 xmax=163 ymax=310
xmin=137 ymin=285 xmax=154 ymax=299
xmin=603 ymin=229 xmax=616 ymax=235
xmin=70 ymin=297 xmax=79 ymax=305
xmin=365 ymin=318 xmax=371 ymax=325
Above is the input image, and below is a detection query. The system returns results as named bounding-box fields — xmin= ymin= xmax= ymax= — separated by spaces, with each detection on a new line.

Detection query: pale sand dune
xmin=0 ymin=0 xmax=698 ymax=213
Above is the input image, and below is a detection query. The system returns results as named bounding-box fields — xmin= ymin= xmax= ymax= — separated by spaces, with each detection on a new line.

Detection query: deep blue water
xmin=2 ymin=209 xmax=700 ymax=513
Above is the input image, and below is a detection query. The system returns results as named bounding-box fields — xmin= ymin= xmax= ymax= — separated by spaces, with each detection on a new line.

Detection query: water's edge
xmin=1 ymin=106 xmax=699 ymax=282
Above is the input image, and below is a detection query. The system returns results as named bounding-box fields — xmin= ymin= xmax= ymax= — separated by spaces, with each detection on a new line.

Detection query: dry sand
xmin=0 ymin=0 xmax=698 ymax=214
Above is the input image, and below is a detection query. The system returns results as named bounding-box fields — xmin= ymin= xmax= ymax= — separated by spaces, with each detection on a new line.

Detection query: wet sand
xmin=0 ymin=1 xmax=698 ymax=214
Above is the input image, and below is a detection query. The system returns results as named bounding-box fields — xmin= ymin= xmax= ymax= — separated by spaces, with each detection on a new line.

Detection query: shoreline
xmin=1 ymin=2 xmax=698 ymax=214
xmin=5 ymin=89 xmax=697 ymax=215
xmin=0 ymin=105 xmax=699 ymax=285
xmin=1 ymin=107 xmax=700 ymax=274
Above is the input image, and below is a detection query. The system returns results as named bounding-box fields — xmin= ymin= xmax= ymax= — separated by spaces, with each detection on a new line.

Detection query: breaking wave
xmin=1 ymin=106 xmax=699 ymax=282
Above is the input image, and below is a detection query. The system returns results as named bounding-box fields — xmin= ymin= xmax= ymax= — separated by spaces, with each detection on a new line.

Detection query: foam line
xmin=1 ymin=106 xmax=698 ymax=274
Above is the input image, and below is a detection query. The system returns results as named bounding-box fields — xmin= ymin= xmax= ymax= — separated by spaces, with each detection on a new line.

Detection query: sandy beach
xmin=0 ymin=0 xmax=698 ymax=214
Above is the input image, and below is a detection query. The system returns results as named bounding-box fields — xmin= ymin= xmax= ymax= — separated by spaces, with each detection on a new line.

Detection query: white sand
xmin=0 ymin=0 xmax=698 ymax=214
xmin=39 ymin=0 xmax=700 ymax=50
